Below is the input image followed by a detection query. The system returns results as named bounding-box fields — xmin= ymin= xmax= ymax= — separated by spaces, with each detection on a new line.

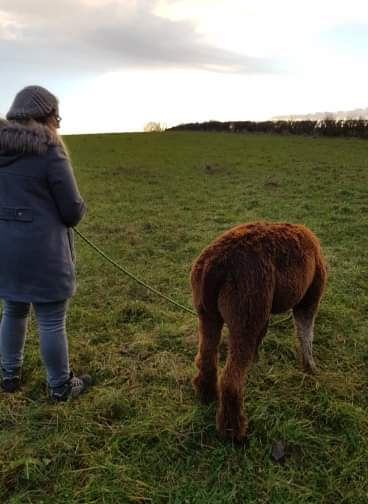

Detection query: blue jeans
xmin=0 ymin=300 xmax=70 ymax=388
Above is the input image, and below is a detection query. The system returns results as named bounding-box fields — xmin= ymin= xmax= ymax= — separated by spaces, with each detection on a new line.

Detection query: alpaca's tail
xmin=191 ymin=258 xmax=227 ymax=316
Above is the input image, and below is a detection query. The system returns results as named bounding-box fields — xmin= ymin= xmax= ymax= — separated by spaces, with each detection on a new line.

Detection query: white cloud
xmin=0 ymin=0 xmax=271 ymax=75
xmin=2 ymin=0 xmax=368 ymax=132
xmin=156 ymin=0 xmax=368 ymax=63
xmin=0 ymin=10 xmax=23 ymax=40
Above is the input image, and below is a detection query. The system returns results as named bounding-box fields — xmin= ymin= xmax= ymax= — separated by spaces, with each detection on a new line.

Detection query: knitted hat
xmin=6 ymin=85 xmax=59 ymax=121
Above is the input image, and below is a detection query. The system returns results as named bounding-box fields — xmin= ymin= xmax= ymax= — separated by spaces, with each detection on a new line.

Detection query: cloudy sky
xmin=1 ymin=0 xmax=368 ymax=133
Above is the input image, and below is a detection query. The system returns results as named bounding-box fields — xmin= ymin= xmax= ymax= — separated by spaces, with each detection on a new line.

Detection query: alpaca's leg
xmin=293 ymin=261 xmax=327 ymax=374
xmin=293 ymin=310 xmax=317 ymax=373
xmin=216 ymin=325 xmax=259 ymax=442
xmin=192 ymin=313 xmax=223 ymax=403
xmin=216 ymin=313 xmax=270 ymax=441
xmin=216 ymin=279 xmax=271 ymax=441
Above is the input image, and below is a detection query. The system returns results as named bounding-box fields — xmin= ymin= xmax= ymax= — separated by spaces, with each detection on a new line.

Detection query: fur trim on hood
xmin=0 ymin=118 xmax=64 ymax=155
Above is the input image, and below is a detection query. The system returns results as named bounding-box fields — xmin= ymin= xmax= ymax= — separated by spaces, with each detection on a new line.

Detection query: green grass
xmin=1 ymin=131 xmax=368 ymax=503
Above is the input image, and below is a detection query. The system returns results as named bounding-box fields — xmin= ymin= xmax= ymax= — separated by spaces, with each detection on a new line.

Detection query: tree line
xmin=167 ymin=119 xmax=368 ymax=138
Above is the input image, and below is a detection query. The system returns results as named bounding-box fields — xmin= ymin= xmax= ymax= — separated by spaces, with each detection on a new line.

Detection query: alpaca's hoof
xmin=192 ymin=374 xmax=218 ymax=404
xmin=216 ymin=410 xmax=248 ymax=442
xmin=302 ymin=359 xmax=317 ymax=375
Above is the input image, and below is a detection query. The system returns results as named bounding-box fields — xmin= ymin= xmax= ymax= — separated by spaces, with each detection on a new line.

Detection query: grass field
xmin=1 ymin=131 xmax=368 ymax=503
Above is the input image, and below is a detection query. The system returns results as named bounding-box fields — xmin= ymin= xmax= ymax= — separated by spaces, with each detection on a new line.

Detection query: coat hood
xmin=0 ymin=119 xmax=62 ymax=159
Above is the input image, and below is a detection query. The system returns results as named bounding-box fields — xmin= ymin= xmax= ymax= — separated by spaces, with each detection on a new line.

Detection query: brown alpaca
xmin=191 ymin=222 xmax=327 ymax=441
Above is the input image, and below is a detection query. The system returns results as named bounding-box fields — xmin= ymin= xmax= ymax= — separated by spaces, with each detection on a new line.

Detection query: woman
xmin=0 ymin=85 xmax=91 ymax=400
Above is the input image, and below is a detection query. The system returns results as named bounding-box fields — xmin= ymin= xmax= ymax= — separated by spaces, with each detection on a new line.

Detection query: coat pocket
xmin=0 ymin=207 xmax=33 ymax=222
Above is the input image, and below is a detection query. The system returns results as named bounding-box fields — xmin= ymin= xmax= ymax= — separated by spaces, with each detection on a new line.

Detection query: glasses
xmin=54 ymin=114 xmax=62 ymax=128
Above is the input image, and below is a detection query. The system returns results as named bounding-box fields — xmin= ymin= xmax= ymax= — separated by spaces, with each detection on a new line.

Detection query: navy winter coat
xmin=0 ymin=120 xmax=86 ymax=302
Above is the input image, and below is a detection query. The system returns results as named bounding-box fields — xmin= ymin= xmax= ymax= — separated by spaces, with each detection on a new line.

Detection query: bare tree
xmin=144 ymin=122 xmax=166 ymax=132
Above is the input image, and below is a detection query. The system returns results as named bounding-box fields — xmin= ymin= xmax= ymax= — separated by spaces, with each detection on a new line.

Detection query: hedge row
xmin=168 ymin=119 xmax=368 ymax=138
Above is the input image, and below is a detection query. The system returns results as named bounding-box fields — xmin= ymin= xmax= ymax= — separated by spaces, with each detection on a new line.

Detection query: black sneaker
xmin=49 ymin=372 xmax=92 ymax=401
xmin=1 ymin=368 xmax=22 ymax=393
